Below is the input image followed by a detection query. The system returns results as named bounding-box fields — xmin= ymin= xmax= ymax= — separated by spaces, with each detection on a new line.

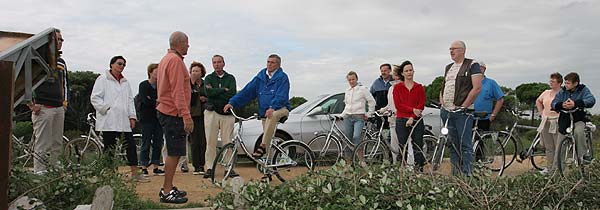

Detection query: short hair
xmin=109 ymin=55 xmax=126 ymax=68
xmin=380 ymin=63 xmax=391 ymax=70
xmin=169 ymin=31 xmax=187 ymax=48
xmin=550 ymin=72 xmax=563 ymax=84
xmin=212 ymin=54 xmax=225 ymax=63
xmin=55 ymin=28 xmax=61 ymax=33
xmin=147 ymin=63 xmax=158 ymax=79
xmin=268 ymin=54 xmax=281 ymax=64
xmin=457 ymin=40 xmax=466 ymax=49
xmin=395 ymin=60 xmax=413 ymax=81
xmin=347 ymin=71 xmax=358 ymax=79
xmin=190 ymin=61 xmax=206 ymax=77
xmin=564 ymin=72 xmax=580 ymax=84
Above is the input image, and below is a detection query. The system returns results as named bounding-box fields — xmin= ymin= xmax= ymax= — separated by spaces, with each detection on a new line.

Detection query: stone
xmin=91 ymin=186 xmax=114 ymax=210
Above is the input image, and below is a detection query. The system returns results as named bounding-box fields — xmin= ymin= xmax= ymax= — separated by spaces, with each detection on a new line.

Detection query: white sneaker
xmin=539 ymin=168 xmax=550 ymax=175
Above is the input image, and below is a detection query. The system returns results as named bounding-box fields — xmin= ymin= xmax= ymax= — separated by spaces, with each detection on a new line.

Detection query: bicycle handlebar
xmin=228 ymin=109 xmax=258 ymax=121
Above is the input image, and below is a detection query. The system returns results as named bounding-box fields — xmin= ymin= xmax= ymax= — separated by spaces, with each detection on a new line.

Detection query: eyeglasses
xmin=449 ymin=47 xmax=463 ymax=51
xmin=116 ymin=62 xmax=126 ymax=67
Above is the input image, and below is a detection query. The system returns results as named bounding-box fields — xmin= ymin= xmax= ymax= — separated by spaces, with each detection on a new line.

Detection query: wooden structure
xmin=0 ymin=27 xmax=59 ymax=209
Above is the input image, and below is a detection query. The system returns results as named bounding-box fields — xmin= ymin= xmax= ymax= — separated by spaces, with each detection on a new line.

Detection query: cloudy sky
xmin=3 ymin=0 xmax=599 ymax=113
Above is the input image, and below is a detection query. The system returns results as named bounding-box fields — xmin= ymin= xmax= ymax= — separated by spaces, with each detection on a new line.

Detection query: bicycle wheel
xmin=557 ymin=137 xmax=577 ymax=176
xmin=352 ymin=139 xmax=390 ymax=167
xmin=498 ymin=131 xmax=517 ymax=169
xmin=422 ymin=135 xmax=438 ymax=164
xmin=211 ymin=143 xmax=238 ymax=184
xmin=529 ymin=137 xmax=545 ymax=171
xmin=307 ymin=135 xmax=342 ymax=168
xmin=585 ymin=131 xmax=594 ymax=161
xmin=431 ymin=136 xmax=446 ymax=171
xmin=64 ymin=137 xmax=102 ymax=166
xmin=474 ymin=133 xmax=505 ymax=176
xmin=272 ymin=140 xmax=315 ymax=182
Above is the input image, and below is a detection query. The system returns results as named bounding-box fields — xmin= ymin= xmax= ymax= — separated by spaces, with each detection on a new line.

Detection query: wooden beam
xmin=0 ymin=60 xmax=15 ymax=210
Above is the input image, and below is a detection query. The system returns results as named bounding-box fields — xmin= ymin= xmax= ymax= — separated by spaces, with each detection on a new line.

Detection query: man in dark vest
xmin=439 ymin=40 xmax=482 ymax=176
xmin=28 ymin=29 xmax=68 ymax=174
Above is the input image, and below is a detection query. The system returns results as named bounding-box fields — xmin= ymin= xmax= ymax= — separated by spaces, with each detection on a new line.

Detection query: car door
xmin=299 ymin=93 xmax=345 ymax=143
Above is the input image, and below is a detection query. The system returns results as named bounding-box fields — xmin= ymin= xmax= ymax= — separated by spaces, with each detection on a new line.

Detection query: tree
xmin=289 ymin=96 xmax=307 ymax=110
xmin=515 ymin=82 xmax=549 ymax=123
xmin=65 ymin=71 xmax=100 ymax=132
xmin=424 ymin=76 xmax=444 ymax=105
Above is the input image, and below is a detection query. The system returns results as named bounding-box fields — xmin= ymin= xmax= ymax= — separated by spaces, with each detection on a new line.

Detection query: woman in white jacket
xmin=91 ymin=56 xmax=148 ymax=182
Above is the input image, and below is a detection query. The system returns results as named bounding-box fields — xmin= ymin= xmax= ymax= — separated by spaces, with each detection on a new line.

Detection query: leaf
xmin=396 ymin=201 xmax=402 ymax=207
xmin=448 ymin=190 xmax=454 ymax=198
xmin=360 ymin=195 xmax=366 ymax=204
xmin=360 ymin=179 xmax=368 ymax=184
xmin=380 ymin=186 xmax=385 ymax=193
xmin=407 ymin=203 xmax=413 ymax=210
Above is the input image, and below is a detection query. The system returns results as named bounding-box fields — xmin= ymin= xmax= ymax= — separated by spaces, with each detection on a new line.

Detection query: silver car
xmin=235 ymin=93 xmax=441 ymax=153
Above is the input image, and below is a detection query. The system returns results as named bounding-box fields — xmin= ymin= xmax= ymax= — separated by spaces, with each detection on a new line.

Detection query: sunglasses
xmin=116 ymin=62 xmax=126 ymax=67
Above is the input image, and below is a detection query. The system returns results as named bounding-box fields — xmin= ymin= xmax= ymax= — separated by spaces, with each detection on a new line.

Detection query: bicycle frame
xmin=228 ymin=110 xmax=298 ymax=169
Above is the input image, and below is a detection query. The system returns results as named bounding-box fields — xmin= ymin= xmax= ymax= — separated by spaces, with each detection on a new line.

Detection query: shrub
xmin=211 ymin=160 xmax=600 ymax=210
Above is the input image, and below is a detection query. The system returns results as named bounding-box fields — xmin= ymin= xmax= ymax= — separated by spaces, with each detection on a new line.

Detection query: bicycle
xmin=63 ymin=113 xmax=142 ymax=166
xmin=307 ymin=111 xmax=359 ymax=167
xmin=497 ymin=108 xmax=545 ymax=170
xmin=353 ymin=111 xmax=437 ymax=168
xmin=11 ymin=134 xmax=69 ymax=168
xmin=430 ymin=106 xmax=505 ymax=176
xmin=210 ymin=109 xmax=315 ymax=184
xmin=556 ymin=108 xmax=595 ymax=176
xmin=471 ymin=112 xmax=506 ymax=176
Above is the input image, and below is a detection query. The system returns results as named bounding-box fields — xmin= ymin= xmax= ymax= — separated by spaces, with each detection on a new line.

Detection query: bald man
xmin=439 ymin=40 xmax=483 ymax=176
xmin=156 ymin=31 xmax=192 ymax=203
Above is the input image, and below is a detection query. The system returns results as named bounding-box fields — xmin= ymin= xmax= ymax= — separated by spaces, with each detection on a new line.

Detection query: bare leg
xmin=162 ymin=155 xmax=181 ymax=192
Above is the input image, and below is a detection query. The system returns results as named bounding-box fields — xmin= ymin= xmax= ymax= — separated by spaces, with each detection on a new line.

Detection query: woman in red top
xmin=392 ymin=60 xmax=426 ymax=171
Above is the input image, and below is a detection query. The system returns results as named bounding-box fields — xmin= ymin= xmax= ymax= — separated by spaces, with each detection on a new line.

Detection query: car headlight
xmin=441 ymin=127 xmax=449 ymax=135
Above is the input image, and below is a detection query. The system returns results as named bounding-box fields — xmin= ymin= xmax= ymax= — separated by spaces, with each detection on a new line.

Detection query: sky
xmin=2 ymin=0 xmax=599 ymax=113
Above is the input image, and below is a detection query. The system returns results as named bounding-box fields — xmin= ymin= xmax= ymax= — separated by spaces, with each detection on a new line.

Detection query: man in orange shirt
xmin=156 ymin=31 xmax=193 ymax=204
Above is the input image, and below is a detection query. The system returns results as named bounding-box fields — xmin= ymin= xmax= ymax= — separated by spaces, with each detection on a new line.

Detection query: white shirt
xmin=443 ymin=63 xmax=462 ymax=110
xmin=380 ymin=80 xmax=400 ymax=123
xmin=342 ymin=85 xmax=376 ymax=117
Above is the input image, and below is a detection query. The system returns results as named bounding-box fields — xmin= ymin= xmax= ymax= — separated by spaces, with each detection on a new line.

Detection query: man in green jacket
xmin=203 ymin=55 xmax=238 ymax=178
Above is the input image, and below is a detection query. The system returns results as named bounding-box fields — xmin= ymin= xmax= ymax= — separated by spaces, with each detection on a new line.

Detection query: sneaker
xmin=181 ymin=164 xmax=189 ymax=173
xmin=203 ymin=169 xmax=213 ymax=179
xmin=153 ymin=168 xmax=165 ymax=176
xmin=141 ymin=169 xmax=149 ymax=177
xmin=171 ymin=186 xmax=187 ymax=197
xmin=193 ymin=168 xmax=205 ymax=175
xmin=539 ymin=168 xmax=550 ymax=175
xmin=228 ymin=170 xmax=240 ymax=178
xmin=583 ymin=155 xmax=593 ymax=165
xmin=131 ymin=175 xmax=151 ymax=183
xmin=159 ymin=189 xmax=187 ymax=204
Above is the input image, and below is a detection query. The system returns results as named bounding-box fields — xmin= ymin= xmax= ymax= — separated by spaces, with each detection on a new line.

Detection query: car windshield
xmin=290 ymin=94 xmax=328 ymax=114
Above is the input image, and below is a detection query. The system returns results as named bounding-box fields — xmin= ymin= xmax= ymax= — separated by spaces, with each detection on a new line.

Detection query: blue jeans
xmin=140 ymin=120 xmax=164 ymax=166
xmin=343 ymin=115 xmax=365 ymax=146
xmin=441 ymin=109 xmax=473 ymax=175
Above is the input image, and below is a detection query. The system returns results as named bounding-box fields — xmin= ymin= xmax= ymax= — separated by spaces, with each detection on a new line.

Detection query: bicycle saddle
xmin=473 ymin=111 xmax=488 ymax=118
xmin=279 ymin=116 xmax=288 ymax=124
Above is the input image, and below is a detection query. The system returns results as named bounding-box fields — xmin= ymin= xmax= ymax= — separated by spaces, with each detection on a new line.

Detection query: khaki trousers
xmin=204 ymin=110 xmax=235 ymax=170
xmin=32 ymin=106 xmax=65 ymax=173
xmin=260 ymin=108 xmax=290 ymax=155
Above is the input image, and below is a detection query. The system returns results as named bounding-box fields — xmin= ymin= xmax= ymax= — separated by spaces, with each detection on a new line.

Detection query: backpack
xmin=134 ymin=93 xmax=143 ymax=122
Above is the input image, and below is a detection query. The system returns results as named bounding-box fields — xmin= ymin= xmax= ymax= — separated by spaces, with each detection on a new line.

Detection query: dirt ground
xmin=130 ymin=156 xmax=548 ymax=206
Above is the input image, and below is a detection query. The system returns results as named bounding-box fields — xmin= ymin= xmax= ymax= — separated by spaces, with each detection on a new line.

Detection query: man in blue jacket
xmin=551 ymin=72 xmax=596 ymax=163
xmin=224 ymin=54 xmax=291 ymax=157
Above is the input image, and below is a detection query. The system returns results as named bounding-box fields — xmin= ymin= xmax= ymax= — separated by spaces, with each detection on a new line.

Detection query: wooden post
xmin=0 ymin=61 xmax=15 ymax=210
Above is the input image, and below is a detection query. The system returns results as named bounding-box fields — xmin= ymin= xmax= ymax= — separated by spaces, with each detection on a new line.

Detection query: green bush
xmin=9 ymin=154 xmax=140 ymax=210
xmin=13 ymin=121 xmax=33 ymax=143
xmin=211 ymin=160 xmax=600 ymax=210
